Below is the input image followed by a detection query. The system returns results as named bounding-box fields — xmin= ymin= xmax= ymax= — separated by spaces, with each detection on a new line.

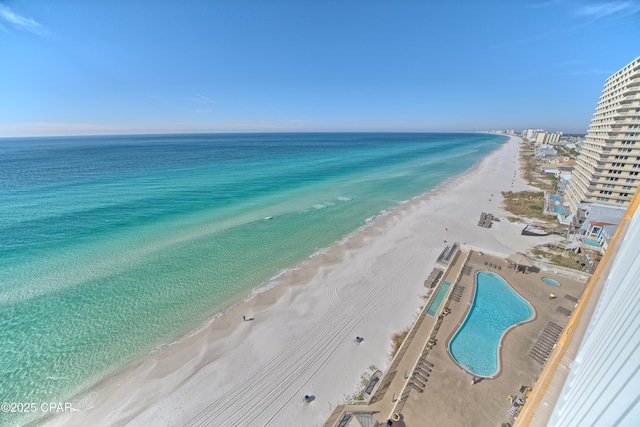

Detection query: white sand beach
xmin=52 ymin=135 xmax=553 ymax=427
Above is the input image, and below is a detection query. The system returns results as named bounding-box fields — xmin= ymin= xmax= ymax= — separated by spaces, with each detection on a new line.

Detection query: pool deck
xmin=323 ymin=248 xmax=586 ymax=427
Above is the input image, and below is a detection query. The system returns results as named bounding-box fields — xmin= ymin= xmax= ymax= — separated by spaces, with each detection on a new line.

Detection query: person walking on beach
xmin=242 ymin=315 xmax=246 ymax=321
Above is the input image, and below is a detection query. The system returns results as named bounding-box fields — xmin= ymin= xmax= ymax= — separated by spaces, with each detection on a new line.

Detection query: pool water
xmin=583 ymin=238 xmax=600 ymax=248
xmin=553 ymin=206 xmax=568 ymax=215
xmin=550 ymin=195 xmax=561 ymax=201
xmin=426 ymin=281 xmax=451 ymax=316
xmin=542 ymin=277 xmax=561 ymax=287
xmin=448 ymin=271 xmax=533 ymax=377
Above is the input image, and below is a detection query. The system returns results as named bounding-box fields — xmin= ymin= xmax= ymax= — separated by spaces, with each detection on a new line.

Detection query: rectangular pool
xmin=583 ymin=238 xmax=600 ymax=248
xmin=426 ymin=281 xmax=451 ymax=316
xmin=550 ymin=195 xmax=561 ymax=201
xmin=553 ymin=206 xmax=568 ymax=215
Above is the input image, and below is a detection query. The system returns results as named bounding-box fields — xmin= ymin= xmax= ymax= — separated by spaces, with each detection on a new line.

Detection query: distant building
xmin=535 ymin=144 xmax=557 ymax=160
xmin=549 ymin=157 xmax=575 ymax=167
xmin=535 ymin=132 xmax=563 ymax=144
xmin=524 ymin=128 xmax=544 ymax=141
xmin=564 ymin=57 xmax=640 ymax=213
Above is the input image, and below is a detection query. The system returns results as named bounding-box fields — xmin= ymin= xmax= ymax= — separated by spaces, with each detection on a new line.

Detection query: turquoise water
xmin=583 ymin=238 xmax=600 ymax=247
xmin=553 ymin=206 xmax=568 ymax=215
xmin=449 ymin=271 xmax=533 ymax=377
xmin=550 ymin=195 xmax=561 ymax=201
xmin=542 ymin=277 xmax=561 ymax=287
xmin=426 ymin=281 xmax=450 ymax=316
xmin=0 ymin=132 xmax=505 ymax=424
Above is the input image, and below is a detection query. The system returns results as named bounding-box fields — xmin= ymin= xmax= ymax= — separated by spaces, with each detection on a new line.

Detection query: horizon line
xmin=0 ymin=129 xmax=583 ymax=139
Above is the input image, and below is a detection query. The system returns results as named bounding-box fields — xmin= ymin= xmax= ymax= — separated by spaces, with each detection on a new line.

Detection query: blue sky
xmin=1 ymin=0 xmax=638 ymax=136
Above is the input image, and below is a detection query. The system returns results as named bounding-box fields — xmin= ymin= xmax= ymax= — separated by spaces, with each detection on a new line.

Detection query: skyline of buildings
xmin=564 ymin=57 xmax=640 ymax=213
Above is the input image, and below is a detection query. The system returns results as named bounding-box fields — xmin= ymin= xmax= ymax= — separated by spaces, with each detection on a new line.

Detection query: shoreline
xmin=47 ymin=134 xmax=549 ymax=427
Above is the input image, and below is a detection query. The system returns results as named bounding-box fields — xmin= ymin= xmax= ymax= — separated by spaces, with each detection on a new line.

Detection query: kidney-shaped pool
xmin=448 ymin=271 xmax=534 ymax=377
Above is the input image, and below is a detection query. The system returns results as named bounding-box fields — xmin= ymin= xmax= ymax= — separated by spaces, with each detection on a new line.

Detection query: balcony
xmin=597 ymin=98 xmax=623 ymax=109
xmin=580 ymin=154 xmax=603 ymax=165
xmin=595 ymin=136 xmax=639 ymax=143
xmin=618 ymin=102 xmax=640 ymax=111
xmin=589 ymin=121 xmax=619 ymax=127
xmin=610 ymin=112 xmax=640 ymax=119
xmin=583 ymin=139 xmax=607 ymax=147
xmin=613 ymin=135 xmax=640 ymax=144
xmin=588 ymin=127 xmax=614 ymax=133
xmin=596 ymin=106 xmax=624 ymax=116
xmin=573 ymin=173 xmax=592 ymax=189
xmin=580 ymin=145 xmax=604 ymax=154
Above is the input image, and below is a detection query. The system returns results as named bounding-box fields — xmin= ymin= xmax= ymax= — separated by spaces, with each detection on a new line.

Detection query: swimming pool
xmin=550 ymin=195 xmax=561 ymax=201
xmin=583 ymin=238 xmax=600 ymax=248
xmin=426 ymin=281 xmax=451 ymax=316
xmin=542 ymin=277 xmax=561 ymax=287
xmin=448 ymin=272 xmax=533 ymax=377
xmin=553 ymin=206 xmax=568 ymax=215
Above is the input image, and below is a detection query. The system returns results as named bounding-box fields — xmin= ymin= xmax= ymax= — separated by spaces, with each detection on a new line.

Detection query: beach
xmin=48 ymin=135 xmax=546 ymax=426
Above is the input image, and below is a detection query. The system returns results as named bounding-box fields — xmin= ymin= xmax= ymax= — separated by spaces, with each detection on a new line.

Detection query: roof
xmin=590 ymin=221 xmax=615 ymax=227
xmin=579 ymin=203 xmax=626 ymax=231
xmin=585 ymin=204 xmax=627 ymax=217
xmin=508 ymin=253 xmax=533 ymax=267
xmin=346 ymin=414 xmax=379 ymax=427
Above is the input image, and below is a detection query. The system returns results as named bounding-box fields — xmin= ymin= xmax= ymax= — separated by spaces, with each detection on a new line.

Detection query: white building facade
xmin=564 ymin=57 xmax=640 ymax=213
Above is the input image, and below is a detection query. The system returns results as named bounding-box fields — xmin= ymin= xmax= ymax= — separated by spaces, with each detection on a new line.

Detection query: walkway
xmin=323 ymin=248 xmax=469 ymax=426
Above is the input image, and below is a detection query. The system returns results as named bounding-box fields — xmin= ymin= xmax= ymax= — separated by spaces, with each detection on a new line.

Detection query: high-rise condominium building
xmin=564 ymin=57 xmax=640 ymax=214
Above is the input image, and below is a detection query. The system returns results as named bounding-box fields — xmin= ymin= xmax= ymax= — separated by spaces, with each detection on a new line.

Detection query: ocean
xmin=0 ymin=132 xmax=506 ymax=425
